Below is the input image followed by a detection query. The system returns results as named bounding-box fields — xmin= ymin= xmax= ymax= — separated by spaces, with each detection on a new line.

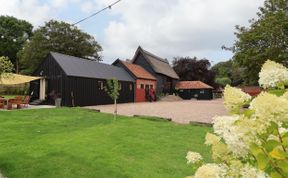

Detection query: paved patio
xmin=85 ymin=99 xmax=228 ymax=124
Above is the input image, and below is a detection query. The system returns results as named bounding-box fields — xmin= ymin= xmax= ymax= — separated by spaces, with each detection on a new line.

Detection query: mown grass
xmin=0 ymin=108 xmax=211 ymax=178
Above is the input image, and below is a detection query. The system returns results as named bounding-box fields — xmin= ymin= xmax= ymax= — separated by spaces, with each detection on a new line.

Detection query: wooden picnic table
xmin=0 ymin=97 xmax=23 ymax=110
xmin=0 ymin=98 xmax=8 ymax=109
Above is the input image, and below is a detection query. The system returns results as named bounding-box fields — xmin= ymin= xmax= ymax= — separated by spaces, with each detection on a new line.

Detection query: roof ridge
xmin=49 ymin=52 xmax=134 ymax=82
xmin=140 ymin=48 xmax=169 ymax=64
xmin=131 ymin=47 xmax=179 ymax=79
xmin=176 ymin=80 xmax=213 ymax=89
xmin=50 ymin=52 xmax=117 ymax=68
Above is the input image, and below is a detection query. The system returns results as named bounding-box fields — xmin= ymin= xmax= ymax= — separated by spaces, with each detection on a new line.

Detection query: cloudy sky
xmin=0 ymin=0 xmax=264 ymax=64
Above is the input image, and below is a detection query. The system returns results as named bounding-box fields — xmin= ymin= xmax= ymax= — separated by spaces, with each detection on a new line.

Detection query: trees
xmin=0 ymin=16 xmax=33 ymax=73
xmin=19 ymin=20 xmax=102 ymax=74
xmin=105 ymin=78 xmax=121 ymax=120
xmin=232 ymin=0 xmax=288 ymax=84
xmin=0 ymin=56 xmax=14 ymax=75
xmin=172 ymin=56 xmax=216 ymax=87
xmin=211 ymin=60 xmax=245 ymax=87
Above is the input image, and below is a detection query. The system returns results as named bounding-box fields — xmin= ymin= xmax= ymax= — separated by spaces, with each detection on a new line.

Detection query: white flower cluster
xmin=223 ymin=85 xmax=251 ymax=113
xmin=194 ymin=163 xmax=227 ymax=178
xmin=204 ymin=132 xmax=221 ymax=145
xmin=282 ymin=90 xmax=288 ymax=100
xmin=186 ymin=151 xmax=202 ymax=164
xmin=250 ymin=92 xmax=288 ymax=123
xmin=187 ymin=60 xmax=288 ymax=178
xmin=259 ymin=60 xmax=288 ymax=89
xmin=239 ymin=164 xmax=268 ymax=178
xmin=213 ymin=116 xmax=249 ymax=157
xmin=193 ymin=162 xmax=268 ymax=178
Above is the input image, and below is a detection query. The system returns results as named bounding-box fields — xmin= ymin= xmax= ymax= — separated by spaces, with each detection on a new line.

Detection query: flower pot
xmin=55 ymin=98 xmax=62 ymax=107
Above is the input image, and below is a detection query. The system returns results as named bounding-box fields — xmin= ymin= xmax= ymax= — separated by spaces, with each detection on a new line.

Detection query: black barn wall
xmin=30 ymin=54 xmax=66 ymax=103
xmin=178 ymin=89 xmax=213 ymax=100
xmin=63 ymin=77 xmax=134 ymax=106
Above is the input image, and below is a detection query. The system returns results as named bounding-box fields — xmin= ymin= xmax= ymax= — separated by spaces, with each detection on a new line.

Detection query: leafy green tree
xmin=211 ymin=60 xmax=245 ymax=86
xmin=215 ymin=77 xmax=231 ymax=87
xmin=172 ymin=56 xmax=216 ymax=87
xmin=0 ymin=16 xmax=33 ymax=73
xmin=232 ymin=0 xmax=288 ymax=84
xmin=0 ymin=56 xmax=14 ymax=75
xmin=211 ymin=60 xmax=233 ymax=78
xmin=19 ymin=20 xmax=102 ymax=74
xmin=0 ymin=56 xmax=14 ymax=81
xmin=104 ymin=78 xmax=121 ymax=120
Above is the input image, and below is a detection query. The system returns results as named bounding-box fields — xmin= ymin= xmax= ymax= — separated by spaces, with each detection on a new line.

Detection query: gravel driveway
xmin=85 ymin=99 xmax=228 ymax=124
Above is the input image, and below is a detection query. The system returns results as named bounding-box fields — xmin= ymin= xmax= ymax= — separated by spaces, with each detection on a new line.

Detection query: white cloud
xmin=0 ymin=0 xmax=265 ymax=64
xmin=93 ymin=0 xmax=264 ymax=63
xmin=0 ymin=0 xmax=80 ymax=27
xmin=0 ymin=0 xmax=51 ymax=26
xmin=50 ymin=0 xmax=70 ymax=8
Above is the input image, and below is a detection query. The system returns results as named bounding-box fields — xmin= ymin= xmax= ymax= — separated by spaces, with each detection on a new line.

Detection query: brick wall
xmin=135 ymin=79 xmax=156 ymax=102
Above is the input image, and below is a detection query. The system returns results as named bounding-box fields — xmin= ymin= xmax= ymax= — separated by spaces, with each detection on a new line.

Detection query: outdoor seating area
xmin=0 ymin=96 xmax=30 ymax=110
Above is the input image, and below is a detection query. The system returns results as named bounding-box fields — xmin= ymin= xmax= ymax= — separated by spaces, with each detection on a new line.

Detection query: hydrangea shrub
xmin=259 ymin=60 xmax=288 ymax=89
xmin=186 ymin=61 xmax=288 ymax=178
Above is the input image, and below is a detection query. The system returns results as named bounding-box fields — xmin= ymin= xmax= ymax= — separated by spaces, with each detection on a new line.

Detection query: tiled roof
xmin=132 ymin=46 xmax=179 ymax=79
xmin=50 ymin=52 xmax=135 ymax=82
xmin=176 ymin=81 xmax=213 ymax=89
xmin=120 ymin=60 xmax=156 ymax=80
xmin=240 ymin=86 xmax=262 ymax=96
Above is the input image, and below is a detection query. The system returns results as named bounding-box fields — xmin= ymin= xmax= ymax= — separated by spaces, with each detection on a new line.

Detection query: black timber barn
xmin=175 ymin=81 xmax=213 ymax=100
xmin=30 ymin=52 xmax=135 ymax=106
xmin=131 ymin=46 xmax=179 ymax=94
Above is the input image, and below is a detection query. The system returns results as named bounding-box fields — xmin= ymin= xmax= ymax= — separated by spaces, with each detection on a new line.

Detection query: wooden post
xmin=114 ymin=98 xmax=117 ymax=120
xmin=39 ymin=78 xmax=46 ymax=100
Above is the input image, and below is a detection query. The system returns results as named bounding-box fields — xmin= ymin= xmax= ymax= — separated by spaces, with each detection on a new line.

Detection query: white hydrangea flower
xmin=213 ymin=116 xmax=249 ymax=157
xmin=250 ymin=92 xmax=288 ymax=123
xmin=212 ymin=115 xmax=239 ymax=136
xmin=240 ymin=164 xmax=269 ymax=178
xmin=194 ymin=163 xmax=227 ymax=178
xmin=282 ymin=91 xmax=288 ymax=100
xmin=205 ymin=132 xmax=221 ymax=146
xmin=186 ymin=151 xmax=203 ymax=164
xmin=223 ymin=85 xmax=251 ymax=113
xmin=259 ymin=60 xmax=288 ymax=89
xmin=279 ymin=127 xmax=288 ymax=135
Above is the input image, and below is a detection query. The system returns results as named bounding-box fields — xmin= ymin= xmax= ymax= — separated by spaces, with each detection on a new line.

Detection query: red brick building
xmin=113 ymin=59 xmax=157 ymax=102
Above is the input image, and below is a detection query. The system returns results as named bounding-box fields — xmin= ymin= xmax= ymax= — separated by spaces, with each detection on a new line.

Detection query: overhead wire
xmin=72 ymin=0 xmax=121 ymax=25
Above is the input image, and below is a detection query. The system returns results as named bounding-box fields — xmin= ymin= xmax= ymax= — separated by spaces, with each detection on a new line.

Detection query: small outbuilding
xmin=113 ymin=59 xmax=157 ymax=102
xmin=176 ymin=81 xmax=213 ymax=100
xmin=30 ymin=52 xmax=135 ymax=106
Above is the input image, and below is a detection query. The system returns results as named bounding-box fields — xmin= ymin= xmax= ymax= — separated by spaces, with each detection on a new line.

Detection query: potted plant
xmin=54 ymin=92 xmax=61 ymax=107
xmin=49 ymin=90 xmax=61 ymax=107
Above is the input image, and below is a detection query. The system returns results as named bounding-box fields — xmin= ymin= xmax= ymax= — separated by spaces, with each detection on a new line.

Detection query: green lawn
xmin=0 ymin=108 xmax=211 ymax=178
